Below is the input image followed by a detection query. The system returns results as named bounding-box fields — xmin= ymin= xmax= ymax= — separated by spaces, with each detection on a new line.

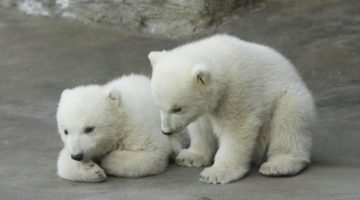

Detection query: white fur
xmin=56 ymin=74 xmax=187 ymax=182
xmin=149 ymin=34 xmax=315 ymax=184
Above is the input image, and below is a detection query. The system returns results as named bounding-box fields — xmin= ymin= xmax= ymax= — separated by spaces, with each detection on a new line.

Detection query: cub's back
xmin=105 ymin=74 xmax=161 ymax=132
xmin=173 ymin=34 xmax=303 ymax=88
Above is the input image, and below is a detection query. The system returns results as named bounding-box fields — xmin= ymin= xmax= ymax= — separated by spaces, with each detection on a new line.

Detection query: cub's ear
xmin=148 ymin=50 xmax=166 ymax=66
xmin=192 ymin=63 xmax=210 ymax=85
xmin=105 ymin=88 xmax=121 ymax=105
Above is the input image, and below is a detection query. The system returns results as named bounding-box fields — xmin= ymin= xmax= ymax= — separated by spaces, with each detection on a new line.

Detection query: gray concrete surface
xmin=0 ymin=0 xmax=360 ymax=199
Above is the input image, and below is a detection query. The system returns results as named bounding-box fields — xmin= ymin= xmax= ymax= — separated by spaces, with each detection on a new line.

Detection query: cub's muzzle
xmin=71 ymin=153 xmax=84 ymax=161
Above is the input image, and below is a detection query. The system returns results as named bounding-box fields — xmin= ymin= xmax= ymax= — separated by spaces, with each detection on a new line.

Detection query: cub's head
xmin=57 ymin=85 xmax=124 ymax=161
xmin=148 ymin=51 xmax=217 ymax=135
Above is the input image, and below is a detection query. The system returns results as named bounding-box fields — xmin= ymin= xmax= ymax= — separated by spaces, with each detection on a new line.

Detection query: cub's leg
xmin=176 ymin=116 xmax=217 ymax=167
xmin=259 ymin=88 xmax=315 ymax=176
xmin=101 ymin=149 xmax=169 ymax=177
xmin=199 ymin=117 xmax=260 ymax=184
xmin=57 ymin=148 xmax=107 ymax=182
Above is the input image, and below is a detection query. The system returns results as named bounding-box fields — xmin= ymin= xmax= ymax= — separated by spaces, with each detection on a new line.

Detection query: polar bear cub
xmin=148 ymin=34 xmax=316 ymax=184
xmin=56 ymin=74 xmax=186 ymax=182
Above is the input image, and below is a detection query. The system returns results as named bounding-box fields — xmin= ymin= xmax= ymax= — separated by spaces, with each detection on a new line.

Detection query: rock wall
xmin=0 ymin=0 xmax=260 ymax=37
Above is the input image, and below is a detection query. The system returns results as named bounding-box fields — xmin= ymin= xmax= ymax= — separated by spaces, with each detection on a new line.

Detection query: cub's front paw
xmin=199 ymin=166 xmax=247 ymax=184
xmin=58 ymin=161 xmax=107 ymax=182
xmin=176 ymin=149 xmax=212 ymax=167
xmin=83 ymin=162 xmax=107 ymax=182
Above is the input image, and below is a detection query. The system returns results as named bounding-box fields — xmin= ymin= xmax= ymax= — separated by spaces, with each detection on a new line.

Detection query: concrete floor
xmin=0 ymin=0 xmax=359 ymax=199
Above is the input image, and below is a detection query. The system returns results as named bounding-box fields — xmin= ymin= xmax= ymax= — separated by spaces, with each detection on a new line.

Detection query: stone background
xmin=0 ymin=0 xmax=261 ymax=37
xmin=1 ymin=0 xmax=360 ymax=199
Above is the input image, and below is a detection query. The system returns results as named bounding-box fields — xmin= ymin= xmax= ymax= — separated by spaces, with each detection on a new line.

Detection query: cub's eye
xmin=171 ymin=107 xmax=182 ymax=113
xmin=64 ymin=129 xmax=68 ymax=135
xmin=84 ymin=126 xmax=95 ymax=134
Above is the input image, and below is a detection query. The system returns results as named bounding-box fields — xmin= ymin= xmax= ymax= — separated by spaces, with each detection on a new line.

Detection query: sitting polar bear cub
xmin=148 ymin=34 xmax=316 ymax=184
xmin=56 ymin=74 xmax=186 ymax=182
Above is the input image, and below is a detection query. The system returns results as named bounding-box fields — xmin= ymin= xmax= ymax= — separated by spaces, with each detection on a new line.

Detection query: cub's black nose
xmin=161 ymin=130 xmax=173 ymax=135
xmin=71 ymin=153 xmax=84 ymax=161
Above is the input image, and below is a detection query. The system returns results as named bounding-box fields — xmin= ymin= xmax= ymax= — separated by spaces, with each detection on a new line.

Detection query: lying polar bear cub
xmin=149 ymin=34 xmax=316 ymax=184
xmin=56 ymin=74 xmax=186 ymax=182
